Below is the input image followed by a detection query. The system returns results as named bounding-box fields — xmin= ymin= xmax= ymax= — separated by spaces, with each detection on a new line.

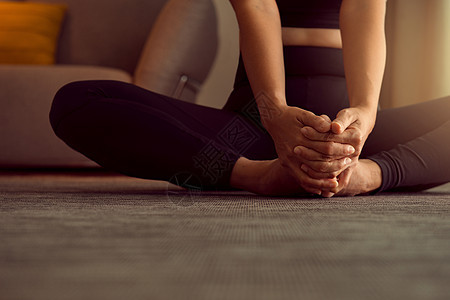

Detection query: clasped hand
xmin=263 ymin=105 xmax=374 ymax=197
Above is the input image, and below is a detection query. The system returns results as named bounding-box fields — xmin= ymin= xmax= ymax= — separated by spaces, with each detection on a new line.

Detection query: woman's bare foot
xmin=230 ymin=157 xmax=338 ymax=196
xmin=336 ymin=159 xmax=382 ymax=196
xmin=230 ymin=157 xmax=309 ymax=196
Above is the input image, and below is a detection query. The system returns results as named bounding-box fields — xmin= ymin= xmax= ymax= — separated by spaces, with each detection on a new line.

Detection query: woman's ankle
xmin=363 ymin=159 xmax=383 ymax=192
xmin=230 ymin=157 xmax=273 ymax=194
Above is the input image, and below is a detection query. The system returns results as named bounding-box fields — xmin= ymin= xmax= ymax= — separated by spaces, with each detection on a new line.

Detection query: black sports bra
xmin=276 ymin=0 xmax=342 ymax=29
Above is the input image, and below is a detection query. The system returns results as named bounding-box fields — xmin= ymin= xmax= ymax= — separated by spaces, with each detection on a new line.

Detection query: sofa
xmin=0 ymin=0 xmax=218 ymax=168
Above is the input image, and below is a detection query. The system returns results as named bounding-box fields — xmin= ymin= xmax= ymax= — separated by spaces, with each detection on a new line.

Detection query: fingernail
xmin=294 ymin=147 xmax=301 ymax=155
xmin=332 ymin=122 xmax=342 ymax=133
xmin=347 ymin=146 xmax=355 ymax=154
xmin=301 ymin=164 xmax=308 ymax=173
xmin=344 ymin=157 xmax=352 ymax=165
xmin=329 ymin=180 xmax=338 ymax=188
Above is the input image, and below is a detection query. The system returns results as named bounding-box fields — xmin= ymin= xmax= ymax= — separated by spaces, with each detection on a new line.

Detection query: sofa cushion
xmin=0 ymin=2 xmax=66 ymax=64
xmin=0 ymin=65 xmax=131 ymax=167
xmin=28 ymin=0 xmax=167 ymax=74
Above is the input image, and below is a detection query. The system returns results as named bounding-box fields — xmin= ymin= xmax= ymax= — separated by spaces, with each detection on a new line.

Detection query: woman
xmin=49 ymin=0 xmax=450 ymax=197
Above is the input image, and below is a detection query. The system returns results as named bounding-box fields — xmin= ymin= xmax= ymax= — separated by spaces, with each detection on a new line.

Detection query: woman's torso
xmin=276 ymin=0 xmax=343 ymax=48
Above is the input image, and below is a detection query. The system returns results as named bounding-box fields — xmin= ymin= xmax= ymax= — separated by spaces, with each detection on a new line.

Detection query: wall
xmin=379 ymin=0 xmax=450 ymax=108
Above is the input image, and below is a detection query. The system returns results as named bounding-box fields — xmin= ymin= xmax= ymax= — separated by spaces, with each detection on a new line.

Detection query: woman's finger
xmin=300 ymin=158 xmax=351 ymax=178
xmin=299 ymin=173 xmax=339 ymax=190
xmin=307 ymin=156 xmax=352 ymax=173
xmin=294 ymin=145 xmax=352 ymax=162
xmin=301 ymin=126 xmax=361 ymax=146
xmin=333 ymin=168 xmax=355 ymax=196
xmin=295 ymin=109 xmax=331 ymax=133
xmin=320 ymin=114 xmax=332 ymax=123
xmin=295 ymin=140 xmax=355 ymax=158
xmin=287 ymin=164 xmax=339 ymax=191
xmin=318 ymin=167 xmax=353 ymax=196
xmin=331 ymin=108 xmax=357 ymax=134
xmin=321 ymin=191 xmax=335 ymax=198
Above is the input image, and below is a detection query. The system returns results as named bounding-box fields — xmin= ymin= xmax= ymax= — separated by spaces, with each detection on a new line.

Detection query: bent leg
xmin=362 ymin=96 xmax=450 ymax=192
xmin=50 ymin=80 xmax=276 ymax=190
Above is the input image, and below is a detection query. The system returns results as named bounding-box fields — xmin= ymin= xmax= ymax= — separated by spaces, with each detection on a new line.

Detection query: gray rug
xmin=0 ymin=171 xmax=449 ymax=300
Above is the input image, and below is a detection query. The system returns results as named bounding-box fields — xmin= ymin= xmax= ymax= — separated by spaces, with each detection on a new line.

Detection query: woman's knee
xmin=49 ymin=80 xmax=104 ymax=133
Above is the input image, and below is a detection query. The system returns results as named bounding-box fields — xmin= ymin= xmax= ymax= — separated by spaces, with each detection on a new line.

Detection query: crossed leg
xmin=333 ymin=96 xmax=450 ymax=195
xmin=50 ymin=80 xmax=277 ymax=191
xmin=362 ymin=96 xmax=450 ymax=192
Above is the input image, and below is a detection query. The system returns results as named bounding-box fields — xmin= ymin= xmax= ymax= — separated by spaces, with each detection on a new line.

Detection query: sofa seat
xmin=0 ymin=65 xmax=131 ymax=167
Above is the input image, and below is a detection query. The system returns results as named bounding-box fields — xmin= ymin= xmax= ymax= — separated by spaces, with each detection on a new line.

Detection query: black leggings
xmin=49 ymin=46 xmax=450 ymax=192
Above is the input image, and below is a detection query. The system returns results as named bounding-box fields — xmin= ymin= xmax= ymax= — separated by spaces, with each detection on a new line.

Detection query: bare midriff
xmin=281 ymin=27 xmax=342 ymax=49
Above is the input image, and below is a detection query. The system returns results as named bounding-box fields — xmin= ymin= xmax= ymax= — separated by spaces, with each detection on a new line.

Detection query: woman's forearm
xmin=229 ymin=0 xmax=286 ymax=110
xmin=340 ymin=0 xmax=387 ymax=115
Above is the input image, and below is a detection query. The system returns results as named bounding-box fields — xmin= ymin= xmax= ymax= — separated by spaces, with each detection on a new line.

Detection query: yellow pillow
xmin=0 ymin=2 xmax=66 ymax=64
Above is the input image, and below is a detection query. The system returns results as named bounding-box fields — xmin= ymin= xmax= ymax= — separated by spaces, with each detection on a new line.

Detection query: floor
xmin=0 ymin=171 xmax=449 ymax=300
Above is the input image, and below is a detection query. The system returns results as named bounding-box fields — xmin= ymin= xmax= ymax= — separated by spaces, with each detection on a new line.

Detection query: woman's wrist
xmin=255 ymin=91 xmax=287 ymax=108
xmin=349 ymin=96 xmax=379 ymax=113
xmin=255 ymin=93 xmax=288 ymax=130
xmin=349 ymin=101 xmax=378 ymax=126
